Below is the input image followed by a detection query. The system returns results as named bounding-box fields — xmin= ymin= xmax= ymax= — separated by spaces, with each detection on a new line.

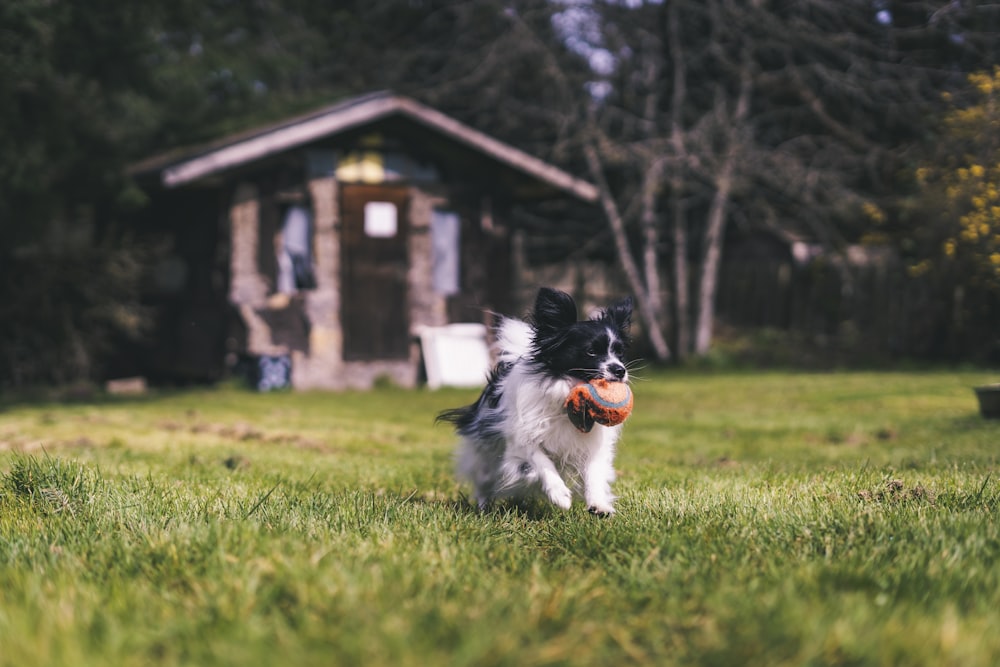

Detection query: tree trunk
xmin=667 ymin=0 xmax=691 ymax=359
xmin=640 ymin=158 xmax=666 ymax=346
xmin=694 ymin=50 xmax=752 ymax=355
xmin=671 ymin=169 xmax=690 ymax=358
xmin=637 ymin=34 xmax=667 ymax=353
xmin=583 ymin=141 xmax=672 ymax=361
xmin=694 ymin=159 xmax=734 ymax=354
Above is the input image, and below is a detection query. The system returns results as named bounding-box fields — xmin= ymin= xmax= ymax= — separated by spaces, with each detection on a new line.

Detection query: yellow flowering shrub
xmin=915 ymin=67 xmax=1000 ymax=291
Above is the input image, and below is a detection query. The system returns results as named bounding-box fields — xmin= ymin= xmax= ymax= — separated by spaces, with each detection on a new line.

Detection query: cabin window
xmin=276 ymin=204 xmax=316 ymax=293
xmin=364 ymin=201 xmax=398 ymax=237
xmin=432 ymin=209 xmax=460 ymax=295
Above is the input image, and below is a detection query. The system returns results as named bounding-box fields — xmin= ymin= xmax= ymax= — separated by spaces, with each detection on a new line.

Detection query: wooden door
xmin=340 ymin=184 xmax=410 ymax=360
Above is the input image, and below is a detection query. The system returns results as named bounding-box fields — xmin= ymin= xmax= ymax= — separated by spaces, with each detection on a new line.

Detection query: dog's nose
xmin=608 ymin=363 xmax=627 ymax=380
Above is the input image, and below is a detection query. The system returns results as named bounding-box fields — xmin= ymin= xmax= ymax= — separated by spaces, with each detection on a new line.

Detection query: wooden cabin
xmin=130 ymin=91 xmax=598 ymax=389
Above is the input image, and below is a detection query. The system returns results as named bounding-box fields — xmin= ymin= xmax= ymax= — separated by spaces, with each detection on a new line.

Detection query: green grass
xmin=1 ymin=371 xmax=999 ymax=666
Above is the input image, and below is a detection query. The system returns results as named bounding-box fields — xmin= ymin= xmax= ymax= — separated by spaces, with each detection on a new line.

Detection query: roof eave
xmin=161 ymin=94 xmax=400 ymax=188
xmin=148 ymin=93 xmax=597 ymax=203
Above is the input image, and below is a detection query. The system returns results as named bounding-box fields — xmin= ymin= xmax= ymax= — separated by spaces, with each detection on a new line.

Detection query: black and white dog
xmin=439 ymin=288 xmax=633 ymax=515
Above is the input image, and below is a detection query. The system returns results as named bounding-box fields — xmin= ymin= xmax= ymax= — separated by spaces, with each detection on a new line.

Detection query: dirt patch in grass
xmin=857 ymin=478 xmax=936 ymax=505
xmin=0 ymin=432 xmax=97 ymax=453
xmin=158 ymin=419 xmax=333 ymax=452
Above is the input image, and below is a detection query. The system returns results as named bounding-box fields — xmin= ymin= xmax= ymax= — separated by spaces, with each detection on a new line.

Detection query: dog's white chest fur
xmin=501 ymin=365 xmax=614 ymax=461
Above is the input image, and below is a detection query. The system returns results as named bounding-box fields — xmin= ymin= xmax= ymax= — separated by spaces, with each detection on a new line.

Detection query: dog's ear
xmin=532 ymin=287 xmax=578 ymax=333
xmin=598 ymin=296 xmax=633 ymax=334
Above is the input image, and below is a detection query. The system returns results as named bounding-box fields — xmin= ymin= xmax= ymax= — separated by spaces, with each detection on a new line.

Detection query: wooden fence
xmin=517 ymin=247 xmax=994 ymax=363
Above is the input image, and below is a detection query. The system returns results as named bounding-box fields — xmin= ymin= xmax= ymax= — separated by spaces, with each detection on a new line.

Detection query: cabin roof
xmin=131 ymin=91 xmax=597 ymax=202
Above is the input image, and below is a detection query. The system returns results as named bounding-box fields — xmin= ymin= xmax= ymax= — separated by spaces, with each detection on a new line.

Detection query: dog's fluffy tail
xmin=495 ymin=318 xmax=533 ymax=365
xmin=436 ymin=317 xmax=529 ymax=432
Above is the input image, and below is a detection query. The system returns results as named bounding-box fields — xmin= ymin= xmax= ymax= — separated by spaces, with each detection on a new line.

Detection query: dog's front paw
xmin=546 ymin=484 xmax=574 ymax=510
xmin=587 ymin=502 xmax=616 ymax=517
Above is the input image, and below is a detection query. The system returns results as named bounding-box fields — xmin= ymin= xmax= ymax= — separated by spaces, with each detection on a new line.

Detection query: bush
xmin=892 ymin=67 xmax=1000 ymax=362
xmin=0 ymin=243 xmax=153 ymax=389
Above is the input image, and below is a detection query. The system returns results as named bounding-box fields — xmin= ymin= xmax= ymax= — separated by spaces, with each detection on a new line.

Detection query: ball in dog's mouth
xmin=565 ymin=379 xmax=633 ymax=432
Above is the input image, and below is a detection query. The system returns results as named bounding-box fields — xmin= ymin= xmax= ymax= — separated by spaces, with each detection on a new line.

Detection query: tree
xmin=543 ymin=0 xmax=764 ymax=360
xmin=898 ymin=66 xmax=1000 ymax=360
xmin=531 ymin=0 xmax=1000 ymax=360
xmin=0 ymin=0 xmax=165 ymax=242
xmin=935 ymin=67 xmax=1000 ymax=293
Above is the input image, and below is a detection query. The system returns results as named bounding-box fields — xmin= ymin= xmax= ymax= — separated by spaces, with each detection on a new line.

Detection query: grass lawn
xmin=1 ymin=370 xmax=999 ymax=666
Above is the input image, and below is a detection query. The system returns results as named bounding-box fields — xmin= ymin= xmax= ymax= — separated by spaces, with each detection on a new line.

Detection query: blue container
xmin=257 ymin=355 xmax=291 ymax=392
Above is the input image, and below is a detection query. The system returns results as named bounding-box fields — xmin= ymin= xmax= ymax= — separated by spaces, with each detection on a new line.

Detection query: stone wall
xmin=228 ymin=175 xmax=456 ymax=390
xmin=229 ymin=183 xmax=269 ymax=307
xmin=406 ymin=186 xmax=450 ymax=333
xmin=293 ymin=175 xmax=344 ymax=389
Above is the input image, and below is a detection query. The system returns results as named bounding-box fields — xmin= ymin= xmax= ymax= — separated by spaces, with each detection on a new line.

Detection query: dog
xmin=438 ymin=287 xmax=633 ymax=516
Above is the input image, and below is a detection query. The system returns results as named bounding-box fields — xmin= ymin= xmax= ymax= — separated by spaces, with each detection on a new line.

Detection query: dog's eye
xmin=611 ymin=342 xmax=624 ymax=356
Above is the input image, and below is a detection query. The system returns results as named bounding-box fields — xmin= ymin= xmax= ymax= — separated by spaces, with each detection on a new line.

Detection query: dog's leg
xmin=583 ymin=436 xmax=617 ymax=516
xmin=529 ymin=450 xmax=573 ymax=510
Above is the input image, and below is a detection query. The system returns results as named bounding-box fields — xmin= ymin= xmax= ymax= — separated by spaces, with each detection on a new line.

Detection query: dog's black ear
xmin=532 ymin=287 xmax=578 ymax=333
xmin=598 ymin=296 xmax=633 ymax=334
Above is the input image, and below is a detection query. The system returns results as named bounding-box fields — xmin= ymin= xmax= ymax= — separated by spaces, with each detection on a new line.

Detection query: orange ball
xmin=564 ymin=379 xmax=634 ymax=432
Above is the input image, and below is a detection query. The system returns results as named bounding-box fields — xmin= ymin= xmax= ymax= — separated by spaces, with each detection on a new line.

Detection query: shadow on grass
xmin=403 ymin=489 xmax=566 ymax=521
xmin=950 ymin=414 xmax=1000 ymax=430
